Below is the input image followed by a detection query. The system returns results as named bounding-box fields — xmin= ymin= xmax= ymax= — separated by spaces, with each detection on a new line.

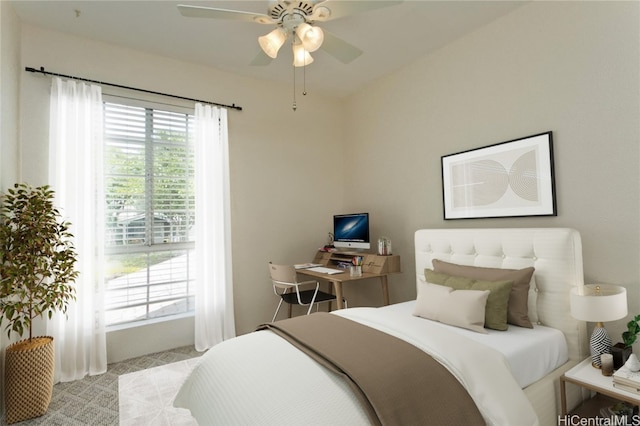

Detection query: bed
xmin=174 ymin=228 xmax=588 ymax=425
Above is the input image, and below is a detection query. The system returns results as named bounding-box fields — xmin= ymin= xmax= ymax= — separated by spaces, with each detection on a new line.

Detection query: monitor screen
xmin=333 ymin=213 xmax=370 ymax=250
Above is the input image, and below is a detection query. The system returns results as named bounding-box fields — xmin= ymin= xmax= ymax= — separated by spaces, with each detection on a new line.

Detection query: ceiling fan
xmin=177 ymin=1 xmax=402 ymax=67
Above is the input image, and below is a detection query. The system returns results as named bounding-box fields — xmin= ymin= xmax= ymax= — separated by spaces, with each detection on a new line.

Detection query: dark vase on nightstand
xmin=611 ymin=342 xmax=632 ymax=370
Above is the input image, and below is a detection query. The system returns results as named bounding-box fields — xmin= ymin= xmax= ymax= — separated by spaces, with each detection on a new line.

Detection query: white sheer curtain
xmin=47 ymin=77 xmax=107 ymax=381
xmin=194 ymin=103 xmax=236 ymax=351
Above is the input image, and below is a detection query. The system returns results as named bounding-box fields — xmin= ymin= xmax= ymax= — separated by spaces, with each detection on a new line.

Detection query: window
xmin=104 ymin=100 xmax=195 ymax=326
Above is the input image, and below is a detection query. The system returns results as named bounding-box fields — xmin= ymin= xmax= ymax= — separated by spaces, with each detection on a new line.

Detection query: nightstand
xmin=561 ymin=357 xmax=640 ymax=416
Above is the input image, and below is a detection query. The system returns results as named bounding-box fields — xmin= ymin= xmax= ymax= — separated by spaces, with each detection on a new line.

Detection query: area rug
xmin=119 ymin=358 xmax=200 ymax=425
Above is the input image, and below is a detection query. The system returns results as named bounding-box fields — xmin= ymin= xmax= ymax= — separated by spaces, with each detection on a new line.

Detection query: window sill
xmin=106 ymin=312 xmax=195 ymax=333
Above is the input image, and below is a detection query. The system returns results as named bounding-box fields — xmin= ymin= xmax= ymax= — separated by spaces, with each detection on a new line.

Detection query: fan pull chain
xmin=303 ymin=63 xmax=307 ymax=96
xmin=292 ymin=63 xmax=297 ymax=111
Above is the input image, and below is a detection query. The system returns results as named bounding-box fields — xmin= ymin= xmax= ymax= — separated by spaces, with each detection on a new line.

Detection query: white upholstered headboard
xmin=414 ymin=228 xmax=588 ymax=361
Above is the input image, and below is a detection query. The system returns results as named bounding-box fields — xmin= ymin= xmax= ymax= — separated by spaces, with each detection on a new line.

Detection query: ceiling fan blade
xmin=311 ymin=0 xmax=403 ymax=22
xmin=177 ymin=4 xmax=274 ymax=24
xmin=320 ymin=31 xmax=363 ymax=64
xmin=249 ymin=51 xmax=274 ymax=66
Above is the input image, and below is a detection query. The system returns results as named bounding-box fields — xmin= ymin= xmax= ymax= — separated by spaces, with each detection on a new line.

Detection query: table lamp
xmin=570 ymin=284 xmax=628 ymax=368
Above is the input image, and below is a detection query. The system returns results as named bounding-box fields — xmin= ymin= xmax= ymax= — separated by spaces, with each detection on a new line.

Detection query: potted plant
xmin=0 ymin=183 xmax=78 ymax=424
xmin=611 ymin=314 xmax=640 ymax=370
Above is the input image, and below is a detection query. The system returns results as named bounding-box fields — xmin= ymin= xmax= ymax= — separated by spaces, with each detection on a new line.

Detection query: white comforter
xmin=174 ymin=307 xmax=538 ymax=425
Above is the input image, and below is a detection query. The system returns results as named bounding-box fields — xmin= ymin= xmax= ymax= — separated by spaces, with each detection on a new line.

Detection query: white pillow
xmin=413 ymin=281 xmax=489 ymax=334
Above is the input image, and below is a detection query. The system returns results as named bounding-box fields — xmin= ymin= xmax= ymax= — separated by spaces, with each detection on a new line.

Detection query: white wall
xmin=1 ymin=1 xmax=20 ymax=191
xmin=0 ymin=1 xmax=22 ymax=415
xmin=343 ymin=1 xmax=640 ymax=340
xmin=18 ymin=24 xmax=346 ymax=360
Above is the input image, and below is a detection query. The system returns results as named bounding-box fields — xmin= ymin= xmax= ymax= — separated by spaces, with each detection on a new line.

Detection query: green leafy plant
xmin=622 ymin=314 xmax=640 ymax=348
xmin=0 ymin=183 xmax=78 ymax=341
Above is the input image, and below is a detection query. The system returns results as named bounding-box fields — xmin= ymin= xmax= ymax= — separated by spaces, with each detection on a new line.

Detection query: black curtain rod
xmin=25 ymin=66 xmax=242 ymax=111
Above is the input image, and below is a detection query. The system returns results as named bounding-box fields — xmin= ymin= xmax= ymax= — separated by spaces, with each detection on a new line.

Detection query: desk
xmin=297 ymin=251 xmax=401 ymax=309
xmin=296 ymin=269 xmax=390 ymax=310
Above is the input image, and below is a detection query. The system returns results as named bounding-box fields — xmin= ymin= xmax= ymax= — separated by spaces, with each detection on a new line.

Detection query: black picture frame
xmin=441 ymin=131 xmax=556 ymax=220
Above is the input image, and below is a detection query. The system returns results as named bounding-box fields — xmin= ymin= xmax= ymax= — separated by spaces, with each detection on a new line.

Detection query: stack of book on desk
xmin=613 ymin=365 xmax=640 ymax=393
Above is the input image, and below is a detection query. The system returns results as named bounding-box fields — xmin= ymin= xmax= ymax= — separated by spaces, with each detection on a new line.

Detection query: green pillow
xmin=425 ymin=269 xmax=513 ymax=331
xmin=431 ymin=259 xmax=534 ymax=328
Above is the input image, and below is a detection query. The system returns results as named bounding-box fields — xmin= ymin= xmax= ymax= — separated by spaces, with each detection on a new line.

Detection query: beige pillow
xmin=425 ymin=269 xmax=513 ymax=331
xmin=413 ymin=281 xmax=489 ymax=334
xmin=432 ymin=259 xmax=535 ymax=328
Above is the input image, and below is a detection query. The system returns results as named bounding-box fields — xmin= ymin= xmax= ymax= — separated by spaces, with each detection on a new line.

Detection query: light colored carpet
xmin=119 ymin=358 xmax=200 ymax=425
xmin=0 ymin=346 xmax=201 ymax=425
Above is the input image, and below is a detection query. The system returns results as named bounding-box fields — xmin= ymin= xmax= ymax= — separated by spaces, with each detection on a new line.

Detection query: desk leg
xmin=380 ymin=275 xmax=390 ymax=306
xmin=333 ymin=281 xmax=344 ymax=309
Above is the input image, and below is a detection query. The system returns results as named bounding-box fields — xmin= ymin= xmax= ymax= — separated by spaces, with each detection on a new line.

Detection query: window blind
xmin=104 ymin=102 xmax=195 ymax=326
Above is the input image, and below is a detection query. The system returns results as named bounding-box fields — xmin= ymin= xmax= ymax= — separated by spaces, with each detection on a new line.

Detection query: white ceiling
xmin=10 ymin=0 xmax=527 ymax=98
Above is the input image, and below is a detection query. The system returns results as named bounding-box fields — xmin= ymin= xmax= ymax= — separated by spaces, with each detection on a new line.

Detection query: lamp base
xmin=590 ymin=322 xmax=612 ymax=368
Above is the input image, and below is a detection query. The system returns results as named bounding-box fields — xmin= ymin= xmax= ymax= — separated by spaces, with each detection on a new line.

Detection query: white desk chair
xmin=269 ymin=263 xmax=346 ymax=322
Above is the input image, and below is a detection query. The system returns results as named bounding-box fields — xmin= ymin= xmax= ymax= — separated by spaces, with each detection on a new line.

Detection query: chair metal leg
xmin=305 ymin=288 xmax=319 ymax=315
xmin=272 ymin=299 xmax=284 ymax=322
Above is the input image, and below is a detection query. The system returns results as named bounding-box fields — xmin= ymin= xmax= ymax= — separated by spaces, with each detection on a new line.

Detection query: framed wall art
xmin=441 ymin=131 xmax=556 ymax=220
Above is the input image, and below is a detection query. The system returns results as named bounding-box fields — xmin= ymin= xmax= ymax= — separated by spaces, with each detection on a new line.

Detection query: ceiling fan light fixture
xmin=312 ymin=6 xmax=331 ymax=21
xmin=258 ymin=27 xmax=287 ymax=59
xmin=295 ymin=23 xmax=324 ymax=52
xmin=292 ymin=43 xmax=314 ymax=67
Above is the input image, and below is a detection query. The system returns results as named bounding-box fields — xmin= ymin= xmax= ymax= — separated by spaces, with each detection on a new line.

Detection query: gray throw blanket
xmin=258 ymin=312 xmax=485 ymax=426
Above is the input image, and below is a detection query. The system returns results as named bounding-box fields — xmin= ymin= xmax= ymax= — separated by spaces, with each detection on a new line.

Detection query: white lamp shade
xmin=259 ymin=28 xmax=287 ymax=59
xmin=292 ymin=43 xmax=313 ymax=67
xmin=570 ymin=284 xmax=628 ymax=323
xmin=295 ymin=23 xmax=324 ymax=52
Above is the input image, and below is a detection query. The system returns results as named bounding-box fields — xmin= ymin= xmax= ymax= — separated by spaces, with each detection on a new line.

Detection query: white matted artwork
xmin=441 ymin=132 xmax=556 ymax=219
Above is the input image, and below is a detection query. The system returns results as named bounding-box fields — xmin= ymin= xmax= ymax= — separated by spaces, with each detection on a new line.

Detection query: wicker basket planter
xmin=4 ymin=336 xmax=55 ymax=424
xmin=0 ymin=185 xmax=77 ymax=423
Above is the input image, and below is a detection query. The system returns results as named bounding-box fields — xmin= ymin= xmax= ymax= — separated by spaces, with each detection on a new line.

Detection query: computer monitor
xmin=333 ymin=213 xmax=370 ymax=250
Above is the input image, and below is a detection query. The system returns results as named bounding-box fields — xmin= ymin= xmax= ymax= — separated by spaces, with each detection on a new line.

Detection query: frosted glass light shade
xmin=570 ymin=284 xmax=628 ymax=322
xmin=292 ymin=43 xmax=313 ymax=67
xmin=295 ymin=23 xmax=324 ymax=52
xmin=259 ymin=28 xmax=287 ymax=59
